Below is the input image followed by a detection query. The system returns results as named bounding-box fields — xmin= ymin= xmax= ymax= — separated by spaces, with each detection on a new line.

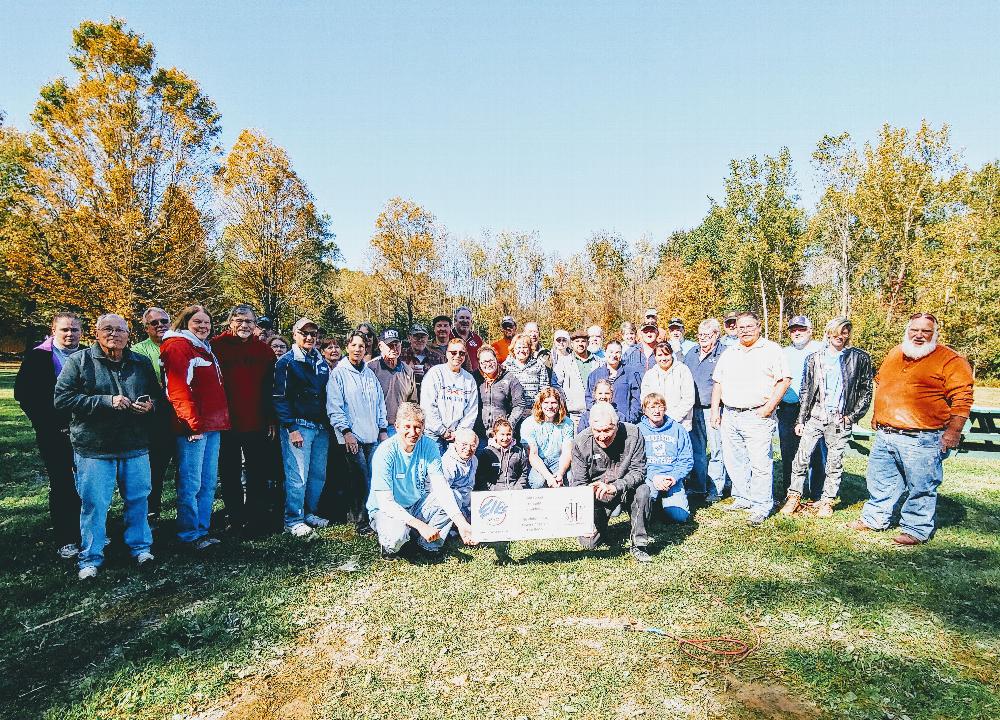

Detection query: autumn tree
xmin=215 ymin=129 xmax=339 ymax=331
xmin=5 ymin=19 xmax=221 ymax=325
xmin=368 ymin=197 xmax=446 ymax=329
xmin=0 ymin=116 xmax=38 ymax=342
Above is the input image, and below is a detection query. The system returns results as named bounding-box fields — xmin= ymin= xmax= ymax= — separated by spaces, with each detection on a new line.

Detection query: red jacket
xmin=160 ymin=331 xmax=231 ymax=435
xmin=211 ymin=332 xmax=276 ymax=432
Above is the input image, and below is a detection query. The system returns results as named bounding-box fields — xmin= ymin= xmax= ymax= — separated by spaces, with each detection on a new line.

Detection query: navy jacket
xmin=273 ymin=345 xmax=330 ymax=428
xmin=584 ymin=363 xmax=643 ymax=424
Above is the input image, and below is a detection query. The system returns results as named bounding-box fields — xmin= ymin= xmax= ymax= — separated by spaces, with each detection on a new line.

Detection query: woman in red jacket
xmin=160 ymin=305 xmax=231 ymax=549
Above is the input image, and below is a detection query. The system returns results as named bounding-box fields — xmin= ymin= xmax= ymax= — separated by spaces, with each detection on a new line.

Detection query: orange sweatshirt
xmin=491 ymin=337 xmax=512 ymax=364
xmin=873 ymin=345 xmax=974 ymax=430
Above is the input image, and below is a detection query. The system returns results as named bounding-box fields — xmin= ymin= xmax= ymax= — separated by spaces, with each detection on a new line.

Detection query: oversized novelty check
xmin=470 ymin=486 xmax=595 ymax=542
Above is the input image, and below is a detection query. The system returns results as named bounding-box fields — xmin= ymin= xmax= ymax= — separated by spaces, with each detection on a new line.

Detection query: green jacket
xmin=131 ymin=337 xmax=163 ymax=384
xmin=53 ymin=344 xmax=163 ymax=458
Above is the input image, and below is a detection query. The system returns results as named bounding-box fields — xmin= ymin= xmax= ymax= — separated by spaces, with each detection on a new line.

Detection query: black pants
xmin=147 ymin=423 xmax=176 ymax=516
xmin=344 ymin=441 xmax=377 ymax=528
xmin=776 ymin=401 xmax=826 ymax=498
xmin=33 ymin=425 xmax=80 ymax=547
xmin=579 ymin=483 xmax=651 ymax=550
xmin=218 ymin=430 xmax=273 ymax=530
xmin=318 ymin=435 xmax=349 ymax=523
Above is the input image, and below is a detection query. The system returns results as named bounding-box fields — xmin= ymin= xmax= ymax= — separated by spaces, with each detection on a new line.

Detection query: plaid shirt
xmin=400 ymin=345 xmax=446 ymax=399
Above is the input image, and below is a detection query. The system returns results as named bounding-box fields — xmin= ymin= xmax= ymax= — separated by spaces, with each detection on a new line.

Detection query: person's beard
xmin=901 ymin=331 xmax=938 ymax=360
xmin=792 ymin=336 xmax=812 ymax=350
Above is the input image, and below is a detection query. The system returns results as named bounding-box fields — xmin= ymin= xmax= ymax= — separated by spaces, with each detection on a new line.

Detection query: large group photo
xmin=1 ymin=4 xmax=998 ymax=720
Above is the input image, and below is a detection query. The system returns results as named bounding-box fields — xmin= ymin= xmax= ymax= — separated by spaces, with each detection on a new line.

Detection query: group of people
xmin=13 ymin=302 xmax=974 ymax=578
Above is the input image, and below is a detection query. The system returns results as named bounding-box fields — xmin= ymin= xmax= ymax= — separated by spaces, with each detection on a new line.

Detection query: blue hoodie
xmin=327 ymin=357 xmax=387 ymax=444
xmin=638 ymin=415 xmax=693 ymax=499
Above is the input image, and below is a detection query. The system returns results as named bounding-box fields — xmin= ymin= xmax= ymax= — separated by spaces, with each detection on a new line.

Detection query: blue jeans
xmin=690 ymin=408 xmax=726 ymax=497
xmin=75 ymin=452 xmax=152 ymax=570
xmin=175 ymin=432 xmax=221 ymax=543
xmin=721 ymin=408 xmax=777 ymax=516
xmin=281 ymin=425 xmax=329 ymax=528
xmin=861 ymin=429 xmax=945 ymax=541
xmin=650 ymin=480 xmax=690 ymax=523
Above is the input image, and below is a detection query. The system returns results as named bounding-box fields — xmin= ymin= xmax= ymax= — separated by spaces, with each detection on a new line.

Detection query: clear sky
xmin=2 ymin=1 xmax=998 ymax=269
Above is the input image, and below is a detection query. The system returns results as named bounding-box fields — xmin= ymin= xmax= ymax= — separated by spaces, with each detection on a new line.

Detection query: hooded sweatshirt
xmin=160 ymin=330 xmax=230 ymax=435
xmin=638 ymin=415 xmax=693 ymax=499
xmin=327 ymin=357 xmax=387 ymax=444
xmin=420 ymin=363 xmax=478 ymax=441
xmin=640 ymin=361 xmax=696 ymax=430
xmin=475 ymin=439 xmax=529 ymax=491
xmin=440 ymin=445 xmax=478 ymax=515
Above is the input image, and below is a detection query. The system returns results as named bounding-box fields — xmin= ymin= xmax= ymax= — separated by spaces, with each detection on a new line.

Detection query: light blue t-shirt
xmin=520 ymin=416 xmax=575 ymax=480
xmin=366 ymin=434 xmax=444 ymax=517
xmin=823 ymin=348 xmax=845 ymax=413
xmin=782 ymin=340 xmax=823 ymax=403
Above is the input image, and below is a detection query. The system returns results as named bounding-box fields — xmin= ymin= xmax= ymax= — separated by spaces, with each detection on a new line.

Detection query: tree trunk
xmin=757 ymin=263 xmax=769 ymax=338
xmin=840 ymin=221 xmax=850 ymax=317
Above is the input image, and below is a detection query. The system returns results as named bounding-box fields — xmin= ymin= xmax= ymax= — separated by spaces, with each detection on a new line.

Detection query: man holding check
xmin=570 ymin=402 xmax=651 ymax=562
xmin=368 ymin=402 xmax=475 ymax=560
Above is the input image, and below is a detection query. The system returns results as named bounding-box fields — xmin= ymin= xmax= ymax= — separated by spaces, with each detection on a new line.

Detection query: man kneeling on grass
xmin=368 ymin=403 xmax=476 ymax=560
xmin=570 ymin=402 xmax=652 ymax=563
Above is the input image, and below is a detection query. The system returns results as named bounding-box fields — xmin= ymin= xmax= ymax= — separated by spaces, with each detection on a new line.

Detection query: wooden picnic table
xmin=850 ymin=405 xmax=1000 ymax=450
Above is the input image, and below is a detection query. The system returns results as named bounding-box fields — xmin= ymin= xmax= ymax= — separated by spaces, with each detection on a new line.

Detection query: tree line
xmin=2 ymin=19 xmax=997 ymax=378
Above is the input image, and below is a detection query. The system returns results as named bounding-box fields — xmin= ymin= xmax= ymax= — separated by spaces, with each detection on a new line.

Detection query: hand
xmin=289 ymin=429 xmax=305 ymax=449
xmin=417 ymin=522 xmax=441 ymax=543
xmin=378 ymin=430 xmax=389 ymax=443
xmin=709 ymin=411 xmax=721 ymax=429
xmin=267 ymin=424 xmax=277 ymax=440
xmin=442 ymin=429 xmax=455 ymax=442
xmin=111 ymin=395 xmax=132 ymax=411
xmin=457 ymin=520 xmax=477 ymax=546
xmin=794 ymin=423 xmax=804 ymax=437
xmin=129 ymin=399 xmax=153 ymax=415
xmin=594 ymin=482 xmax=617 ymax=502
xmin=652 ymin=475 xmax=675 ymax=492
xmin=187 ymin=433 xmax=204 ymax=443
xmin=941 ymin=429 xmax=961 ymax=452
xmin=756 ymin=406 xmax=772 ymax=419
xmin=546 ymin=473 xmax=562 ymax=488
xmin=343 ymin=430 xmax=359 ymax=454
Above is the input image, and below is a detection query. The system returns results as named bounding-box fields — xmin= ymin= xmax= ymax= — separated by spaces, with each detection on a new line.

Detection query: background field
xmin=0 ymin=363 xmax=998 ymax=720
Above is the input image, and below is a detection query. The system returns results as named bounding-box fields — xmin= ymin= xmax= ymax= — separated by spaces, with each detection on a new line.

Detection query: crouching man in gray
xmin=367 ymin=402 xmax=476 ymax=560
xmin=570 ymin=403 xmax=652 ymax=563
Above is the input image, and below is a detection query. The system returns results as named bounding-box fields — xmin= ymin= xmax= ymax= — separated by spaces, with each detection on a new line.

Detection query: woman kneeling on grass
xmin=638 ymin=392 xmax=694 ymax=523
xmin=520 ymin=388 xmax=575 ymax=489
xmin=54 ymin=314 xmax=162 ymax=579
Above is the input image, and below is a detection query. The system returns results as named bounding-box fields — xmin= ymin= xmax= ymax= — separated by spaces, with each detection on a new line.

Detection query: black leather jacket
xmin=797 ymin=346 xmax=873 ymax=425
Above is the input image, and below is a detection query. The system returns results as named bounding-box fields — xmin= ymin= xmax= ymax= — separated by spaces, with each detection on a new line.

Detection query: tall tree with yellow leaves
xmin=7 ymin=18 xmax=220 ymax=324
xmin=215 ymin=129 xmax=339 ymax=331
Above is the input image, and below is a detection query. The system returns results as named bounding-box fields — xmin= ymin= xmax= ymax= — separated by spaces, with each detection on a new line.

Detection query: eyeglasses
xmin=696 ymin=332 xmax=717 ymax=339
xmin=297 ymin=330 xmax=319 ymax=338
xmin=232 ymin=319 xmax=255 ymax=326
xmin=448 ymin=350 xmax=467 ymax=357
xmin=147 ymin=319 xmax=169 ymax=326
xmin=98 ymin=327 xmax=128 ymax=335
xmin=555 ymin=337 xmax=569 ymax=343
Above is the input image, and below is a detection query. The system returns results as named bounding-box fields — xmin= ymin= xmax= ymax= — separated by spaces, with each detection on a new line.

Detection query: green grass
xmin=1 ymin=363 xmax=999 ymax=719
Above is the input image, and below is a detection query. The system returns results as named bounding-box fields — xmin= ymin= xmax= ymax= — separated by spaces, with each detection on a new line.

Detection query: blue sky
xmin=2 ymin=1 xmax=998 ymax=269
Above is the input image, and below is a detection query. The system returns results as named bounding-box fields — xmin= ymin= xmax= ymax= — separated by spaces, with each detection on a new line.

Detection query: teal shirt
xmin=366 ymin=434 xmax=445 ymax=516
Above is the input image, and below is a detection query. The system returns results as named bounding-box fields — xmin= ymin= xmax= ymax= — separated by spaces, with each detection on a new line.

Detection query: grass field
xmin=1 ymin=363 xmax=998 ymax=720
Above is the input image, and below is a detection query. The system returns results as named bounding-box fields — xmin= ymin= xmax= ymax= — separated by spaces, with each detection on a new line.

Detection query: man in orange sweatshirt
xmin=848 ymin=312 xmax=973 ymax=545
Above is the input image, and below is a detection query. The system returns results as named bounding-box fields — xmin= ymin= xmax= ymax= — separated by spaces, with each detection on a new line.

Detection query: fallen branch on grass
xmin=23 ymin=609 xmax=84 ymax=632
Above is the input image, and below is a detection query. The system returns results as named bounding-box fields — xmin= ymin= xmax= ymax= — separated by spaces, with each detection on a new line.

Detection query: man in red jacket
xmin=212 ymin=305 xmax=277 ymax=536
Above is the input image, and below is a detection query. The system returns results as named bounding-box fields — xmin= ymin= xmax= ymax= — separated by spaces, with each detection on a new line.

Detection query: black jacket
xmin=475 ymin=442 xmax=529 ymax=490
xmin=14 ymin=342 xmax=72 ymax=431
xmin=570 ymin=422 xmax=647 ymax=494
xmin=53 ymin=345 xmax=163 ymax=457
xmin=473 ymin=368 xmax=529 ymax=438
xmin=797 ymin=346 xmax=874 ymax=425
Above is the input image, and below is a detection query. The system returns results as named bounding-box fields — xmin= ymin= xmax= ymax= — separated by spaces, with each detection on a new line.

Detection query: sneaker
xmin=286 ymin=523 xmax=313 ymax=538
xmin=747 ymin=512 xmax=769 ymax=527
xmin=380 ymin=547 xmax=400 ymax=561
xmin=814 ymin=500 xmax=835 ymax=518
xmin=630 ymin=546 xmax=653 ymax=563
xmin=78 ymin=566 xmax=98 ymax=580
xmin=778 ymin=492 xmax=801 ymax=516
xmin=356 ymin=524 xmax=374 ymax=537
xmin=57 ymin=543 xmax=80 ymax=559
xmin=305 ymin=514 xmax=330 ymax=528
xmin=721 ymin=500 xmax=752 ymax=512
xmin=704 ymin=491 xmax=721 ymax=505
xmin=135 ymin=551 xmax=155 ymax=566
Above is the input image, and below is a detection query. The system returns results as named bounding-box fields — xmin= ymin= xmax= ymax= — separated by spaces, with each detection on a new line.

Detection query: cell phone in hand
xmin=136 ymin=395 xmax=151 ymax=404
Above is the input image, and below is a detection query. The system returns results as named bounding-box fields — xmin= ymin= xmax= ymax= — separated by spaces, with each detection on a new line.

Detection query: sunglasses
xmin=298 ymin=330 xmax=319 ymax=338
xmin=147 ymin=319 xmax=170 ymax=326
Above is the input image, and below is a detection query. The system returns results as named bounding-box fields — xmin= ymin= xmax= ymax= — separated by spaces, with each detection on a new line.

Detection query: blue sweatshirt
xmin=367 ymin=434 xmax=446 ymax=517
xmin=638 ymin=415 xmax=693 ymax=498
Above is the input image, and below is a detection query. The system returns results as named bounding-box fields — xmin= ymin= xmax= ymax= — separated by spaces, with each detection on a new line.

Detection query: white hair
xmin=395 ymin=402 xmax=425 ymax=428
xmin=589 ymin=401 xmax=619 ymax=428
xmin=699 ymin=318 xmax=721 ymax=335
xmin=141 ymin=307 xmax=168 ymax=324
xmin=454 ymin=428 xmax=479 ymax=445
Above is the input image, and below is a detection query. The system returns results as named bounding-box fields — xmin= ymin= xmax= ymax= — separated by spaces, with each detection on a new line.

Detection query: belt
xmin=725 ymin=403 xmax=765 ymax=413
xmin=877 ymin=425 xmax=938 ymax=438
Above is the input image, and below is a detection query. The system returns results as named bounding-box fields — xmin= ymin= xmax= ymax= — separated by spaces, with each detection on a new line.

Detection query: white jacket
xmin=640 ymin=362 xmax=696 ymax=430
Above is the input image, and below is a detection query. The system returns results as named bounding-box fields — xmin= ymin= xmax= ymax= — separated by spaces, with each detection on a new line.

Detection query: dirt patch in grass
xmin=726 ymin=677 xmax=821 ymax=720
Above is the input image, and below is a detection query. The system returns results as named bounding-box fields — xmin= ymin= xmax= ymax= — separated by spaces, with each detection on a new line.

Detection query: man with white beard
xmin=847 ymin=313 xmax=973 ymax=545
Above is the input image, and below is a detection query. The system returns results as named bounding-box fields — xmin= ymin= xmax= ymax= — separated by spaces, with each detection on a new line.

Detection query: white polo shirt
xmin=712 ymin=337 xmax=790 ymax=409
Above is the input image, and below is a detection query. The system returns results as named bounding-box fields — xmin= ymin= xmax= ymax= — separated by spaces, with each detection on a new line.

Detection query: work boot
xmin=778 ymin=491 xmax=801 ymax=516
xmin=814 ymin=499 xmax=834 ymax=518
